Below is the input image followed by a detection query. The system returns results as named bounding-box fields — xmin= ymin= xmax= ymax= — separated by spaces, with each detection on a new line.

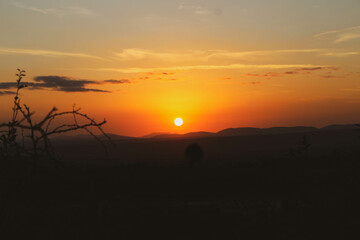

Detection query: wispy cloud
xmin=0 ymin=76 xmax=129 ymax=93
xmin=114 ymin=48 xmax=359 ymax=62
xmin=103 ymin=79 xmax=130 ymax=84
xmin=178 ymin=3 xmax=222 ymax=16
xmin=315 ymin=26 xmax=360 ymax=43
xmin=244 ymin=67 xmax=338 ymax=79
xmin=245 ymin=72 xmax=281 ymax=78
xmin=342 ymin=86 xmax=360 ymax=92
xmin=115 ymin=48 xmax=325 ymax=62
xmin=320 ymin=51 xmax=360 ymax=57
xmin=145 ymin=72 xmax=175 ymax=76
xmin=12 ymin=2 xmax=96 ymax=16
xmin=4 ymin=47 xmax=355 ymax=62
xmin=206 ymin=49 xmax=326 ymax=59
xmin=242 ymin=82 xmax=261 ymax=85
xmin=114 ymin=49 xmax=192 ymax=61
xmin=88 ymin=64 xmax=327 ymax=74
xmin=0 ymin=47 xmax=105 ymax=60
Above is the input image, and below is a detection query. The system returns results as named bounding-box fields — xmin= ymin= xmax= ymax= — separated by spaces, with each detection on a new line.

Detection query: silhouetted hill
xmin=184 ymin=131 xmax=215 ymax=138
xmin=146 ymin=126 xmax=318 ymax=139
xmin=321 ymin=124 xmax=360 ymax=130
xmin=139 ymin=124 xmax=360 ymax=140
xmin=53 ymin=127 xmax=360 ymax=165
xmin=147 ymin=131 xmax=215 ymax=139
xmin=217 ymin=127 xmax=262 ymax=136
xmin=218 ymin=126 xmax=318 ymax=136
xmin=8 ymin=124 xmax=360 ymax=240
xmin=142 ymin=132 xmax=174 ymax=138
xmin=103 ymin=133 xmax=136 ymax=140
xmin=148 ymin=132 xmax=216 ymax=138
xmin=52 ymin=133 xmax=134 ymax=142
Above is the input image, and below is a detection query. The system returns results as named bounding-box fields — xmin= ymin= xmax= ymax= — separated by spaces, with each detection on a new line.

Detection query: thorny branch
xmin=0 ymin=69 xmax=112 ymax=167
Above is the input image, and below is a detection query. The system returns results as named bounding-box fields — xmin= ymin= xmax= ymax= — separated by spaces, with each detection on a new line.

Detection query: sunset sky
xmin=1 ymin=0 xmax=360 ymax=136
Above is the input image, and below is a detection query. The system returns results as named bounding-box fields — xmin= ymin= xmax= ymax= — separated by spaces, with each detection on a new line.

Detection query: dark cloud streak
xmin=0 ymin=75 xmax=130 ymax=93
xmin=296 ymin=67 xmax=324 ymax=71
xmin=103 ymin=79 xmax=130 ymax=84
xmin=0 ymin=90 xmax=16 ymax=95
xmin=244 ymin=67 xmax=340 ymax=79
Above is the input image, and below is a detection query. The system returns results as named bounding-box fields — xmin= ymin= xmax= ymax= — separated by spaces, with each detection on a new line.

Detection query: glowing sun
xmin=174 ymin=118 xmax=183 ymax=126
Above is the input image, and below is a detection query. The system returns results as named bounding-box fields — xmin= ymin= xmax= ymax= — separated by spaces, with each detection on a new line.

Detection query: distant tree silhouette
xmin=185 ymin=143 xmax=203 ymax=166
xmin=290 ymin=135 xmax=311 ymax=159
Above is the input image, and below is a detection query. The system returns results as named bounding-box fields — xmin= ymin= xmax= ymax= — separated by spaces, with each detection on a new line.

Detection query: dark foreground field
xmin=1 ymin=128 xmax=360 ymax=239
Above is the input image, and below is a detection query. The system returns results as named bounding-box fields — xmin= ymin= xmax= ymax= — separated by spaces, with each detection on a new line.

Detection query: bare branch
xmin=1 ymin=68 xmax=113 ymax=167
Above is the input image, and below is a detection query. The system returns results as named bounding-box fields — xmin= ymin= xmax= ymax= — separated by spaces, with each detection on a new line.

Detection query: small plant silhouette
xmin=0 ymin=69 xmax=111 ymax=170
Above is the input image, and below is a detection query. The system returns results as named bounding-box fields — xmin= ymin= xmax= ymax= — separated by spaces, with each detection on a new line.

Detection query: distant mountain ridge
xmin=152 ymin=131 xmax=215 ymax=139
xmin=143 ymin=124 xmax=360 ymax=139
xmin=52 ymin=124 xmax=360 ymax=141
xmin=142 ymin=132 xmax=173 ymax=138
xmin=320 ymin=124 xmax=360 ymax=130
xmin=52 ymin=133 xmax=135 ymax=141
xmin=217 ymin=126 xmax=318 ymax=137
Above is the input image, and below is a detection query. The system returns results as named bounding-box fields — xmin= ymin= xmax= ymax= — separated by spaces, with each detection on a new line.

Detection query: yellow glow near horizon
xmin=174 ymin=118 xmax=183 ymax=126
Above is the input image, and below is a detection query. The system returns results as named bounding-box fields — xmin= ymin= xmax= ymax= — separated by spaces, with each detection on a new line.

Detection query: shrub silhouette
xmin=0 ymin=69 xmax=111 ymax=171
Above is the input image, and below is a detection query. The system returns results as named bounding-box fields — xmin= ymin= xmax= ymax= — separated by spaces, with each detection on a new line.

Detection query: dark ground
xmin=1 ymin=128 xmax=360 ymax=239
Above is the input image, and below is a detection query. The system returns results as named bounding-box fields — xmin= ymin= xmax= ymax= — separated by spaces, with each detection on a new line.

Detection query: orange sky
xmin=1 ymin=0 xmax=360 ymax=136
